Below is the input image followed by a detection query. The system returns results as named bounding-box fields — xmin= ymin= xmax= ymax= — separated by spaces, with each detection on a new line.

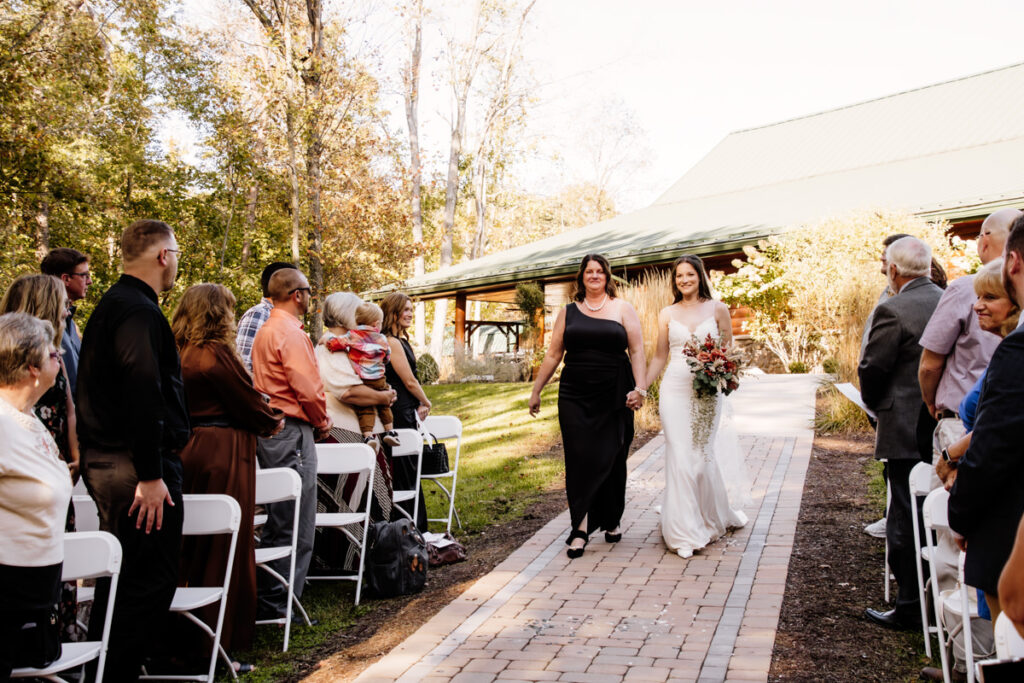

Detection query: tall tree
xmin=403 ymin=0 xmax=426 ymax=347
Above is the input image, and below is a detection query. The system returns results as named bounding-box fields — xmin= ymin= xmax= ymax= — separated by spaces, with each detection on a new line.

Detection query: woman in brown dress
xmin=171 ymin=284 xmax=283 ymax=660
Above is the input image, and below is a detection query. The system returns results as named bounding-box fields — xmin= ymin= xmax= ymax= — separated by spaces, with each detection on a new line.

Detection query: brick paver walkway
xmin=352 ymin=374 xmax=819 ymax=683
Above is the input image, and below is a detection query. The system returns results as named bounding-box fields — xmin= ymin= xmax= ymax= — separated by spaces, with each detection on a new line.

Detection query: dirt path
xmin=295 ymin=429 xmax=658 ymax=682
xmin=769 ymin=433 xmax=928 ymax=682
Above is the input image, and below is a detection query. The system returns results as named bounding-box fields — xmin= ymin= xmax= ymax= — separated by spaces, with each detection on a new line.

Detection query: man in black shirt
xmin=77 ymin=219 xmax=189 ymax=681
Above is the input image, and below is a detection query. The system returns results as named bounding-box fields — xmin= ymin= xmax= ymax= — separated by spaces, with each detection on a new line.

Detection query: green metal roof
xmin=397 ymin=62 xmax=1024 ymax=298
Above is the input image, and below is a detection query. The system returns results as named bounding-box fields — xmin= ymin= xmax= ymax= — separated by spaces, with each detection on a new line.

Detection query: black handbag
xmin=14 ymin=606 xmax=62 ymax=670
xmin=420 ymin=432 xmax=450 ymax=475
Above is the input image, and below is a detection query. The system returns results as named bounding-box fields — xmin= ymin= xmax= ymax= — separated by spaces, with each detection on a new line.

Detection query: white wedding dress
xmin=659 ymin=317 xmax=750 ymax=558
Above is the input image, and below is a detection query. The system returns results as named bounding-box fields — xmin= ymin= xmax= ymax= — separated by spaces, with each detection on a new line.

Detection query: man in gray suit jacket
xmin=859 ymin=236 xmax=943 ymax=629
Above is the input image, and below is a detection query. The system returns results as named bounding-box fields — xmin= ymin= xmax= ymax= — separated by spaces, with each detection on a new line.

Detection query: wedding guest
xmin=0 ymin=274 xmax=81 ymax=640
xmin=314 ymin=292 xmax=396 ymax=571
xmin=40 ymin=247 xmax=91 ymax=394
xmin=949 ymin=214 xmax=1024 ymax=627
xmin=320 ymin=301 xmax=401 ymax=447
xmin=0 ymin=313 xmax=72 ymax=679
xmin=381 ymin=291 xmax=431 ymax=529
xmin=935 ymin=259 xmax=1019 ymax=489
xmin=236 ymin=261 xmax=296 ymax=372
xmin=860 ymin=236 xmax=943 ymax=630
xmin=171 ymin=284 xmax=283 ymax=661
xmin=77 ymin=219 xmax=189 ymax=680
xmin=529 ymin=254 xmax=646 ymax=558
xmin=251 ymin=267 xmax=329 ymax=621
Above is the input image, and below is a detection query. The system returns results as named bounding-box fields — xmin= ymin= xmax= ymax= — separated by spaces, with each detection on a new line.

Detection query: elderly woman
xmin=313 ymin=292 xmax=398 ymax=572
xmin=0 ymin=313 xmax=72 ymax=677
xmin=1 ymin=274 xmax=80 ymax=641
xmin=380 ymin=291 xmax=431 ymax=529
xmin=529 ymin=254 xmax=647 ymax=559
xmin=171 ymin=284 xmax=283 ymax=662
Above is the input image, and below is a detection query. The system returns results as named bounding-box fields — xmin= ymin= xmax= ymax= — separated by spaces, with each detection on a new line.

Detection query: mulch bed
xmin=293 ymin=428 xmax=659 ymax=682
xmin=769 ymin=432 xmax=932 ymax=682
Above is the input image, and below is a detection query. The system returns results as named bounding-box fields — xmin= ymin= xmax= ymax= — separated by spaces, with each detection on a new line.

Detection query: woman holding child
xmin=314 ymin=292 xmax=399 ymax=571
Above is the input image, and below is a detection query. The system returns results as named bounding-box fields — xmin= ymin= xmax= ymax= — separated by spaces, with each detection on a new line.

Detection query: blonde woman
xmin=171 ymin=284 xmax=283 ymax=663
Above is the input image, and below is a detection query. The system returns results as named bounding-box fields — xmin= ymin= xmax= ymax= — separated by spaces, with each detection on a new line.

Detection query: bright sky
xmin=175 ymin=1 xmax=1024 ymax=213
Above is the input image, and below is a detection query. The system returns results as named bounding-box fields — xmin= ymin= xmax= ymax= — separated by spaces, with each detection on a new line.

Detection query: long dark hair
xmin=571 ymin=254 xmax=617 ymax=302
xmin=380 ymin=291 xmax=412 ymax=339
xmin=670 ymin=255 xmax=713 ymax=303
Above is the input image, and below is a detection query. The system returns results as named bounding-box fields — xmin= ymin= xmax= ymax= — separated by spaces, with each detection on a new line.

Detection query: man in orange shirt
xmin=251 ymin=267 xmax=331 ymax=621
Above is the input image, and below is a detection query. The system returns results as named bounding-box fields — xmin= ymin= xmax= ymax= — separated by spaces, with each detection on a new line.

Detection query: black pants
xmin=0 ymin=562 xmax=62 ymax=679
xmin=886 ymin=458 xmax=927 ymax=618
xmin=83 ymin=449 xmax=183 ymax=681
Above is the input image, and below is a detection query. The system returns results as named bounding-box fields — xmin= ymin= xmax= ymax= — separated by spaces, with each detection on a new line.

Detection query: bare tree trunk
xmin=34 ymin=198 xmax=50 ymax=260
xmin=303 ymin=0 xmax=325 ymax=340
xmin=404 ymin=0 xmax=426 ymax=348
xmin=471 ymin=157 xmax=487 ymax=259
xmin=286 ymin=107 xmax=301 ymax=265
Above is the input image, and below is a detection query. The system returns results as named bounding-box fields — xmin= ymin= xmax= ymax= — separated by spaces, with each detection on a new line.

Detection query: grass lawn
xmin=419 ymin=381 xmax=564 ymax=532
xmin=230 ymin=381 xmax=564 ymax=680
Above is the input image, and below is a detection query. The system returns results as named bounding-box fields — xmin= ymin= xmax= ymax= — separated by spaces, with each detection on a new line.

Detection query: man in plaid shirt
xmin=236 ymin=261 xmax=296 ymax=371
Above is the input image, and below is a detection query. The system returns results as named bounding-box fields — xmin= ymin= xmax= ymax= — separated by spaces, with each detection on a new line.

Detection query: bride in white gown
xmin=645 ymin=255 xmax=751 ymax=558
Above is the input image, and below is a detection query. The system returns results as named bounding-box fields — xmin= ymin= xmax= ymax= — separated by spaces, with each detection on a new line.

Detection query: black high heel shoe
xmin=565 ymin=529 xmax=589 ymax=559
xmin=604 ymin=527 xmax=622 ymax=543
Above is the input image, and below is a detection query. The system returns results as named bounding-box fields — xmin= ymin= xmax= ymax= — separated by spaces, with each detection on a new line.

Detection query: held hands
xmin=935 ymin=459 xmax=958 ymax=491
xmin=130 ymin=478 xmax=173 ymax=534
xmin=417 ymin=401 xmax=431 ymax=421
xmin=314 ymin=419 xmax=333 ymax=442
xmin=625 ymin=390 xmax=646 ymax=411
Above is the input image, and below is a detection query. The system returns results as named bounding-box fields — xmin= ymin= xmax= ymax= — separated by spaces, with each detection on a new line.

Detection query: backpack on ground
xmin=364 ymin=518 xmax=428 ymax=598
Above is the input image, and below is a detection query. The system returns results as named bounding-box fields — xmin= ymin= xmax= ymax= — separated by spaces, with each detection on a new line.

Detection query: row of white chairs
xmin=44 ymin=416 xmax=463 ymax=680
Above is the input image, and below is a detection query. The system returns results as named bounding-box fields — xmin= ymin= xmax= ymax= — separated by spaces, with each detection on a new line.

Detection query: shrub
xmin=788 ymin=361 xmax=809 ymax=374
xmin=417 ymin=352 xmax=440 ymax=385
xmin=822 ymin=357 xmax=840 ymax=375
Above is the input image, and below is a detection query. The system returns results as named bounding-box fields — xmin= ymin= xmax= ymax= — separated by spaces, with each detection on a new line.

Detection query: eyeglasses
xmin=288 ymin=286 xmax=311 ymax=296
xmin=67 ymin=271 xmax=91 ymax=280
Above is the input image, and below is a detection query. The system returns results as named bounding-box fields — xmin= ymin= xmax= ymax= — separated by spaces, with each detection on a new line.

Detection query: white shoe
xmin=864 ymin=517 xmax=886 ymax=538
xmin=676 ymin=546 xmax=693 ymax=559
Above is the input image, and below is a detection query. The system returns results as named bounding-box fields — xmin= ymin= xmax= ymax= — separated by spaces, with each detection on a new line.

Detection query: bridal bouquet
xmin=682 ymin=334 xmax=744 ymax=398
xmin=681 ymin=334 xmax=745 ymax=448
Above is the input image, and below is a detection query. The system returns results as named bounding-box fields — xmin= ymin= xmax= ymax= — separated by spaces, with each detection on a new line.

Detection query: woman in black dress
xmin=381 ymin=291 xmax=432 ymax=531
xmin=529 ymin=254 xmax=647 ymax=558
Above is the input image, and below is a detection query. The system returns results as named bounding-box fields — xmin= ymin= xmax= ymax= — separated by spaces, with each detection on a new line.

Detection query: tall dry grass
xmin=620 ymin=268 xmax=674 ymax=432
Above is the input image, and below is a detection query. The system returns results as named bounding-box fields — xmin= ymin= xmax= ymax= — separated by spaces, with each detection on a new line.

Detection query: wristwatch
xmin=941 ymin=448 xmax=957 ymax=467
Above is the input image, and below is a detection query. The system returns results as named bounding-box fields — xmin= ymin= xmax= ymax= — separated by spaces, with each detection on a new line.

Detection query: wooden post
xmin=454 ymin=292 xmax=467 ymax=360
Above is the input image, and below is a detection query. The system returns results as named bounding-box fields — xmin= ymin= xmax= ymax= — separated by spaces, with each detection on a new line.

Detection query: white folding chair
xmin=910 ymin=460 xmax=939 ymax=657
xmin=391 ymin=428 xmax=424 ymax=525
xmin=73 ymin=494 xmax=100 ymax=533
xmin=939 ymin=551 xmax=979 ymax=683
xmin=923 ymin=488 xmax=955 ymax=682
xmin=994 ymin=612 xmax=1024 ymax=658
xmin=140 ymin=494 xmax=241 ymax=682
xmin=12 ymin=531 xmax=122 ymax=682
xmin=420 ymin=415 xmax=463 ymax=532
xmin=253 ymin=467 xmax=309 ymax=651
xmin=306 ymin=443 xmax=376 ymax=605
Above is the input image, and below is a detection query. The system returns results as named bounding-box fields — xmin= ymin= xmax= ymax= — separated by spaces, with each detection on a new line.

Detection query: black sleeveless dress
xmin=559 ymin=303 xmax=635 ymax=537
xmin=385 ymin=335 xmax=428 ymax=531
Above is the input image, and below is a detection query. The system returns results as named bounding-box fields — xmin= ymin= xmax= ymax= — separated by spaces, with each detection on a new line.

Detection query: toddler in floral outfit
xmin=322 ymin=302 xmax=400 ymax=447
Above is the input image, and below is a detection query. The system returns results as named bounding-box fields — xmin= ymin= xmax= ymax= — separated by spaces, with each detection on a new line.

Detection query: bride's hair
xmin=670 ymin=255 xmax=713 ymax=303
xmin=571 ymin=253 xmax=618 ymax=302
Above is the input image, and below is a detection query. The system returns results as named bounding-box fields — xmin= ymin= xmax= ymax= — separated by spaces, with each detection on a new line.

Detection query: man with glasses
xmin=40 ymin=247 xmax=92 ymax=394
xmin=236 ymin=261 xmax=297 ymax=372
xmin=76 ymin=220 xmax=188 ymax=680
xmin=250 ymin=267 xmax=330 ymax=622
